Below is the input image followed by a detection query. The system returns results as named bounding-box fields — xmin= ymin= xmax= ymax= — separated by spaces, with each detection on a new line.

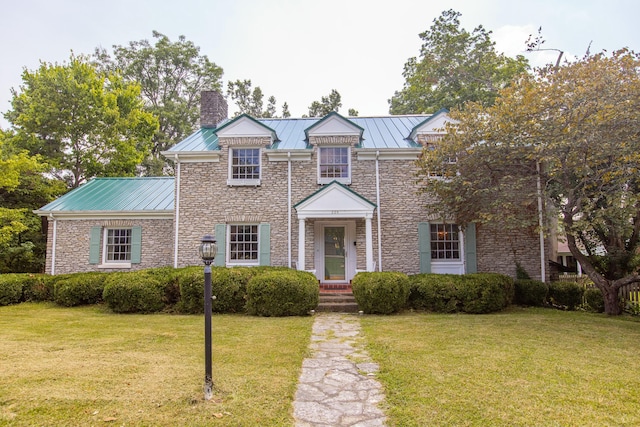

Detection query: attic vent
xmin=416 ymin=134 xmax=444 ymax=147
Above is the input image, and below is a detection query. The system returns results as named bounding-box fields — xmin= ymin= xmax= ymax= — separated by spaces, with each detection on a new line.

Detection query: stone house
xmin=36 ymin=91 xmax=547 ymax=281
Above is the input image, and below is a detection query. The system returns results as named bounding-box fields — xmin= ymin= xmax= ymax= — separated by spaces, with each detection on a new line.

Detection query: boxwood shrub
xmin=548 ymin=281 xmax=584 ymax=310
xmin=102 ymin=271 xmax=166 ymax=313
xmin=246 ymin=270 xmax=318 ymax=316
xmin=21 ymin=274 xmax=55 ymax=302
xmin=54 ymin=272 xmax=108 ymax=307
xmin=514 ymin=279 xmax=548 ymax=306
xmin=0 ymin=274 xmax=24 ymax=306
xmin=351 ymin=271 xmax=410 ymax=315
xmin=584 ymin=286 xmax=605 ymax=313
xmin=408 ymin=274 xmax=459 ymax=313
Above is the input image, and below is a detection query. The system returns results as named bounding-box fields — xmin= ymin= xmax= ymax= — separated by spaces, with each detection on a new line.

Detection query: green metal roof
xmin=36 ymin=177 xmax=175 ymax=214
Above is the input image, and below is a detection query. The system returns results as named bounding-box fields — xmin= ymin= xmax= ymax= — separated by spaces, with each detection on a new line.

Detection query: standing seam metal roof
xmin=37 ymin=177 xmax=175 ymax=212
xmin=166 ymin=115 xmax=430 ymax=152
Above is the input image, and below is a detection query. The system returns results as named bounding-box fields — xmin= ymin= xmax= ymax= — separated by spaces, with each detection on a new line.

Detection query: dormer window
xmin=318 ymin=146 xmax=351 ymax=184
xmin=228 ymin=147 xmax=261 ymax=186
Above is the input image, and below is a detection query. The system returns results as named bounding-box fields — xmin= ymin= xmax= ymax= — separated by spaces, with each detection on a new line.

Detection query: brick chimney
xmin=200 ymin=91 xmax=228 ymax=128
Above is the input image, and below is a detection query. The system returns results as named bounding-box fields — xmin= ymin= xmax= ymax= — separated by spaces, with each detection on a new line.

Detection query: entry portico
xmin=294 ymin=181 xmax=376 ymax=283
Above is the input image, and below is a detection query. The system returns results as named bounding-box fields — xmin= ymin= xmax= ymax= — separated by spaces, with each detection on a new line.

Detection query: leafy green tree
xmin=227 ymin=79 xmax=288 ymax=118
xmin=307 ymin=89 xmax=342 ymax=117
xmin=95 ymin=31 xmax=224 ymax=175
xmin=6 ymin=54 xmax=157 ymax=189
xmin=418 ymin=49 xmax=640 ymax=315
xmin=389 ymin=9 xmax=529 ymax=114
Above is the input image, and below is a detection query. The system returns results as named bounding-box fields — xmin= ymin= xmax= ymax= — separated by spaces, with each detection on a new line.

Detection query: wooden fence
xmin=554 ymin=274 xmax=640 ymax=303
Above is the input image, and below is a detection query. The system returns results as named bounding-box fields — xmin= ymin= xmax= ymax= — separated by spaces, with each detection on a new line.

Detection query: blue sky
xmin=1 ymin=0 xmax=639 ymax=128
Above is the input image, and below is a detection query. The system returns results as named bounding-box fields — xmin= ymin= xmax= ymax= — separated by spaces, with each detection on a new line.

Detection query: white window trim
xmin=430 ymin=224 xmax=464 ymax=263
xmin=317 ymin=146 xmax=351 ymax=185
xmin=99 ymin=228 xmax=132 ymax=269
xmin=226 ymin=223 xmax=260 ymax=266
xmin=227 ymin=147 xmax=262 ymax=186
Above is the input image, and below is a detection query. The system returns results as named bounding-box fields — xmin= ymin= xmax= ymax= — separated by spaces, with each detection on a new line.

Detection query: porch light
xmin=199 ymin=234 xmax=218 ymax=265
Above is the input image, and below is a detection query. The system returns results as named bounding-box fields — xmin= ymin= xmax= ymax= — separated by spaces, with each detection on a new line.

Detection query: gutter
xmin=49 ymin=213 xmax=57 ymax=275
xmin=375 ymin=151 xmax=382 ymax=271
xmin=174 ymin=154 xmax=181 ymax=268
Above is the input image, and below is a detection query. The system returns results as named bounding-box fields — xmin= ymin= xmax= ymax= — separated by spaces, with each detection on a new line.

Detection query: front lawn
xmin=0 ymin=303 xmax=313 ymax=426
xmin=361 ymin=308 xmax=640 ymax=426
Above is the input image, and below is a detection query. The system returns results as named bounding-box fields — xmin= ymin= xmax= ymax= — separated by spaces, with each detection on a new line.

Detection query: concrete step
xmin=316 ymin=293 xmax=359 ymax=313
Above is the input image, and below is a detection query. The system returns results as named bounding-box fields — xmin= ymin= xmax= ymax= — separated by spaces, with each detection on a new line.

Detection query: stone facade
xmin=45 ymin=217 xmax=174 ymax=275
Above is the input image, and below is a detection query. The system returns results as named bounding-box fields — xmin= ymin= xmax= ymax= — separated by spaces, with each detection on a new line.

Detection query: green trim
xmin=89 ymin=226 xmax=102 ymax=264
xmin=418 ymin=222 xmax=431 ymax=273
xmin=293 ymin=180 xmax=376 ymax=209
xmin=303 ymin=111 xmax=364 ymax=142
xmin=130 ymin=226 xmax=142 ymax=264
xmin=259 ymin=223 xmax=271 ymax=266
xmin=214 ymin=224 xmax=226 ymax=267
xmin=408 ymin=108 xmax=450 ymax=141
xmin=464 ymin=223 xmax=477 ymax=273
xmin=215 ymin=114 xmax=279 ymax=142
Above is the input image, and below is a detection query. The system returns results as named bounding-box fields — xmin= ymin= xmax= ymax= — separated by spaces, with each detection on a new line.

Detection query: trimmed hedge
xmin=0 ymin=274 xmax=24 ymax=306
xmin=54 ymin=272 xmax=108 ymax=307
xmin=408 ymin=273 xmax=514 ymax=314
xmin=584 ymin=287 xmax=605 ymax=313
xmin=514 ymin=279 xmax=548 ymax=306
xmin=246 ymin=270 xmax=318 ymax=316
xmin=102 ymin=271 xmax=166 ymax=313
xmin=351 ymin=272 xmax=410 ymax=314
xmin=548 ymin=281 xmax=584 ymax=310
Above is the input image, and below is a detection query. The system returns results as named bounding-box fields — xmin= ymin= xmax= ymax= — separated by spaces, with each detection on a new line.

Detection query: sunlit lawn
xmin=361 ymin=307 xmax=640 ymax=426
xmin=0 ymin=303 xmax=313 ymax=426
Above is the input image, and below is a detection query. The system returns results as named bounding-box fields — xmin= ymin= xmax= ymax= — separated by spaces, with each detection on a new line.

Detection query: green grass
xmin=0 ymin=303 xmax=313 ymax=426
xmin=360 ymin=307 xmax=640 ymax=426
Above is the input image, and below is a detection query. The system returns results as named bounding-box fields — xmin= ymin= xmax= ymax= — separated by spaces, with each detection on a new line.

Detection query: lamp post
xmin=199 ymin=234 xmax=217 ymax=401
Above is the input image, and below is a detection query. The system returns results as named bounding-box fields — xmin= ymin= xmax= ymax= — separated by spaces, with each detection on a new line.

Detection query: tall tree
xmin=5 ymin=54 xmax=157 ymax=189
xmin=417 ymin=49 xmax=640 ymax=315
xmin=95 ymin=31 xmax=224 ymax=175
xmin=307 ymin=89 xmax=343 ymax=117
xmin=227 ymin=79 xmax=288 ymax=118
xmin=389 ymin=9 xmax=529 ymax=114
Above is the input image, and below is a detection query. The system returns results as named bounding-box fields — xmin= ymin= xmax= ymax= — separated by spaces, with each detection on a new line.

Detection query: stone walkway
xmin=293 ymin=313 xmax=387 ymax=427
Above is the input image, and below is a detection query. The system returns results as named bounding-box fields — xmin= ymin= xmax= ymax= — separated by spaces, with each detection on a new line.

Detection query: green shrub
xmin=351 ymin=272 xmax=409 ymax=315
xmin=584 ymin=287 xmax=605 ymax=313
xmin=176 ymin=266 xmax=256 ymax=314
xmin=54 ymin=272 xmax=107 ymax=307
xmin=22 ymin=274 xmax=55 ymax=302
xmin=408 ymin=274 xmax=459 ymax=313
xmin=458 ymin=273 xmax=513 ymax=314
xmin=246 ymin=270 xmax=318 ymax=317
xmin=102 ymin=271 xmax=165 ymax=313
xmin=514 ymin=279 xmax=548 ymax=306
xmin=0 ymin=274 xmax=24 ymax=306
xmin=548 ymin=281 xmax=584 ymax=310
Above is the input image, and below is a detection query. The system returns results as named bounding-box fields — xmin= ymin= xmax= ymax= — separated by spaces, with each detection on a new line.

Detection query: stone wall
xmin=45 ymin=218 xmax=174 ymax=275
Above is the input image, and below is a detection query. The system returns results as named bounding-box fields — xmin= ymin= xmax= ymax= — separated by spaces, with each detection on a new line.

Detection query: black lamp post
xmin=199 ymin=234 xmax=217 ymax=401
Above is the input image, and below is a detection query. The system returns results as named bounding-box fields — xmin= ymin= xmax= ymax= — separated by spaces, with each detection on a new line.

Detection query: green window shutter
xmin=465 ymin=223 xmax=477 ymax=274
xmin=259 ymin=223 xmax=271 ymax=266
xmin=130 ymin=226 xmax=142 ymax=264
xmin=214 ymin=224 xmax=226 ymax=267
xmin=418 ymin=222 xmax=431 ymax=273
xmin=89 ymin=226 xmax=102 ymax=264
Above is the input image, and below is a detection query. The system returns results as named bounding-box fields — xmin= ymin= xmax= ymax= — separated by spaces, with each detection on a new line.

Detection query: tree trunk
xmin=601 ymin=286 xmax=623 ymax=315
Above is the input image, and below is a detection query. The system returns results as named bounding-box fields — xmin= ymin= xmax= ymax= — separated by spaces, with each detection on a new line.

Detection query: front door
xmin=315 ymin=221 xmax=355 ymax=283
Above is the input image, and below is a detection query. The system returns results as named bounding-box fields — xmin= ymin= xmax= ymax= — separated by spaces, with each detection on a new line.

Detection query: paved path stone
xmin=293 ymin=313 xmax=387 ymax=427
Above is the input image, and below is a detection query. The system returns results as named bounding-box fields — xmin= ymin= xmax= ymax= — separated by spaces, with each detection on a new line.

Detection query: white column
xmin=365 ymin=216 xmax=374 ymax=271
xmin=298 ymin=217 xmax=306 ymax=270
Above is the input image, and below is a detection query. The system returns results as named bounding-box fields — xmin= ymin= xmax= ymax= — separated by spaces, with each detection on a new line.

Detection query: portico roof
xmin=294 ymin=181 xmax=376 ymax=219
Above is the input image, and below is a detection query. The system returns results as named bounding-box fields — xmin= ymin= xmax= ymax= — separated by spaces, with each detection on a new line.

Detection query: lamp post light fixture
xmin=199 ymin=234 xmax=217 ymax=401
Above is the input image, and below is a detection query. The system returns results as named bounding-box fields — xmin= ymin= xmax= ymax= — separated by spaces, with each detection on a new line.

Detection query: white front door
xmin=315 ymin=221 xmax=356 ymax=283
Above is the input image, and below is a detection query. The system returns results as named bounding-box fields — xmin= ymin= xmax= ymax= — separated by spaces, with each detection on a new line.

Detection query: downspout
xmin=288 ymin=151 xmax=292 ymax=268
xmin=173 ymin=155 xmax=181 ymax=268
xmin=375 ymin=150 xmax=382 ymax=271
xmin=49 ymin=213 xmax=57 ymax=275
xmin=536 ymin=161 xmax=546 ymax=281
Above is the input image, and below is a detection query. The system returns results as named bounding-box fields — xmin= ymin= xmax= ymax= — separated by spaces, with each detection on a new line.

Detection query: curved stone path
xmin=293 ymin=313 xmax=387 ymax=427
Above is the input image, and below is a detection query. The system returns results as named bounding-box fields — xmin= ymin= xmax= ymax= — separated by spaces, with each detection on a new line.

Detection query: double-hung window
xmin=430 ymin=223 xmax=460 ymax=260
xmin=228 ymin=147 xmax=261 ymax=186
xmin=228 ymin=224 xmax=259 ymax=264
xmin=318 ymin=146 xmax=350 ymax=184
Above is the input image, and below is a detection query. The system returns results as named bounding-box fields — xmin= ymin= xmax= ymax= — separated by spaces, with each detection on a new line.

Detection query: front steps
xmin=316 ymin=284 xmax=359 ymax=313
